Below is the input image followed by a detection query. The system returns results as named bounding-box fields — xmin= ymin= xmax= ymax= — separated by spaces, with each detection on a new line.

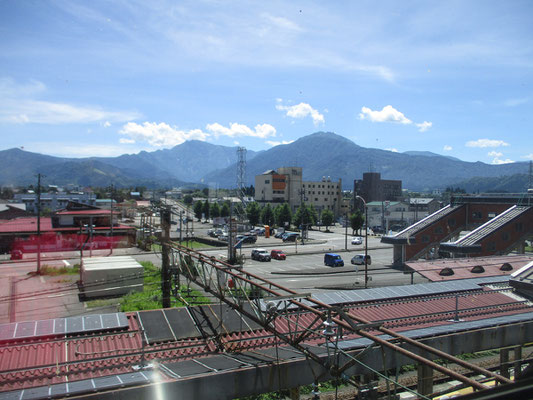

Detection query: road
xmin=0 ymin=219 xmax=427 ymax=323
xmin=133 ymin=225 xmax=428 ymax=294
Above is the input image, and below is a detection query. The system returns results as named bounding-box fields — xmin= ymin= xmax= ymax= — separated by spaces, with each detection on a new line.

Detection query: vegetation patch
xmin=119 ymin=261 xmax=210 ymax=312
xmin=33 ymin=264 xmax=80 ymax=276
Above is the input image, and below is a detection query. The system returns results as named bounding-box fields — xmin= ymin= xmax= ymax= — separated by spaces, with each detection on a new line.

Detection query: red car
xmin=270 ymin=250 xmax=286 ymax=260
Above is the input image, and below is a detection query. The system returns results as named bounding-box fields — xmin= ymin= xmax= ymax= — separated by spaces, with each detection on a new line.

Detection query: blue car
xmin=324 ymin=253 xmax=344 ymax=267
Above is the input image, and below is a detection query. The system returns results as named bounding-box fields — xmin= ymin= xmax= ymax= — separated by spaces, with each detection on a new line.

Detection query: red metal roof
xmin=406 ymin=255 xmax=533 ymax=282
xmin=55 ymin=209 xmax=118 ymax=216
xmin=0 ymin=217 xmax=134 ymax=234
xmin=0 ymin=286 xmax=531 ymax=393
xmin=0 ymin=217 xmax=53 ymax=233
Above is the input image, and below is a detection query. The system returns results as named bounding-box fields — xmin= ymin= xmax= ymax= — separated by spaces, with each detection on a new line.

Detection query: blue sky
xmin=1 ymin=0 xmax=532 ymax=165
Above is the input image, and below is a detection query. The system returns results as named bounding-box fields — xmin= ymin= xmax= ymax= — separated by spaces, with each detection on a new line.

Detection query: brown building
xmin=354 ymin=172 xmax=402 ymax=202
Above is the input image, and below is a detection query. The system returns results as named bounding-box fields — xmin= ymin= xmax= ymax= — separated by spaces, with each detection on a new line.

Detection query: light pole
xmin=356 ymin=195 xmax=369 ymax=289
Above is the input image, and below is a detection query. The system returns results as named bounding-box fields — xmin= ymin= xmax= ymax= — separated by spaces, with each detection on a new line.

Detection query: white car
xmin=351 ymin=236 xmax=363 ymax=245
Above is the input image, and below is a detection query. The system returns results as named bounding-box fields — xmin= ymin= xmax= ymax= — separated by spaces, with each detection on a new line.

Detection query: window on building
xmin=487 ymin=242 xmax=496 ymax=251
xmin=515 ymin=222 xmax=523 ymax=232
xmin=472 ymin=211 xmax=482 ymax=219
xmin=448 ymin=218 xmax=456 ymax=227
xmin=502 ymin=231 xmax=509 ymax=241
xmin=421 ymin=235 xmax=430 ymax=243
xmin=265 ymin=179 xmax=270 ymax=184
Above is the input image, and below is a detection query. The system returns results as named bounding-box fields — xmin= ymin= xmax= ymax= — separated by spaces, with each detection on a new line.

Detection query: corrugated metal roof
xmin=1 ymin=279 xmax=531 ymax=395
xmin=407 ymin=255 xmax=533 ymax=282
xmin=451 ymin=205 xmax=530 ymax=246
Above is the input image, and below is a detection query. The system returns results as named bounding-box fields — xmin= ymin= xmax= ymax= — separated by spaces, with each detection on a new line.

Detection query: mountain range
xmin=0 ymin=132 xmax=529 ymax=192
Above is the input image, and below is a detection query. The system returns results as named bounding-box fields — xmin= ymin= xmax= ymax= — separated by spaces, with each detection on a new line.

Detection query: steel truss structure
xmin=168 ymin=241 xmax=513 ymax=396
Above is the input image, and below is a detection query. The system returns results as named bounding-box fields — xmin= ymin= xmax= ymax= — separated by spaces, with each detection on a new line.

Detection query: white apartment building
xmin=255 ymin=167 xmax=342 ymax=217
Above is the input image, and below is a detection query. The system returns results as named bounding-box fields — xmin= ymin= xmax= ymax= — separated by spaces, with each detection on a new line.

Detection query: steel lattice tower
xmin=237 ymin=147 xmax=247 ymax=205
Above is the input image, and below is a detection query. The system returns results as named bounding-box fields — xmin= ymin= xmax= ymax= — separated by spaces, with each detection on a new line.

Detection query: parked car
xmin=236 ymin=234 xmax=257 ymax=244
xmin=324 ymin=253 xmax=344 ymax=267
xmin=274 ymin=231 xmax=284 ymax=239
xmin=10 ymin=249 xmax=23 ymax=260
xmin=251 ymin=248 xmax=271 ymax=261
xmin=351 ymin=254 xmax=372 ymax=265
xmin=351 ymin=236 xmax=363 ymax=245
xmin=282 ymin=232 xmax=300 ymax=242
xmin=270 ymin=250 xmax=286 ymax=260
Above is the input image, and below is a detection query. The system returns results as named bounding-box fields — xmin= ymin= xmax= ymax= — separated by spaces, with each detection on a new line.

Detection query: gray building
xmin=13 ymin=192 xmax=97 ymax=214
xmin=255 ymin=167 xmax=342 ymax=217
xmin=354 ymin=172 xmax=402 ymax=203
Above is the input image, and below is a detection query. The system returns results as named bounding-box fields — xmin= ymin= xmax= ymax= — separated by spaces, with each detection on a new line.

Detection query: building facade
xmin=14 ymin=192 xmax=97 ymax=214
xmin=255 ymin=167 xmax=342 ymax=217
xmin=366 ymin=198 xmax=440 ymax=232
xmin=354 ymin=172 xmax=402 ymax=203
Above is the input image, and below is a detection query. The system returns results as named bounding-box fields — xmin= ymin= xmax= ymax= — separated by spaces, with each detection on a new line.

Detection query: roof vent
xmin=471 ymin=265 xmax=485 ymax=274
xmin=439 ymin=267 xmax=454 ymax=276
xmin=500 ymin=263 xmax=513 ymax=271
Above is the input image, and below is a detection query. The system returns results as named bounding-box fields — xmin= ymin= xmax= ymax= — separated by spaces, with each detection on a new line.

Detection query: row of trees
xmin=191 ymin=199 xmax=365 ymax=234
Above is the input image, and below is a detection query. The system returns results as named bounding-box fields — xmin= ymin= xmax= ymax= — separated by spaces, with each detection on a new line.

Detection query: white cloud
xmin=0 ymin=78 xmax=140 ymax=124
xmin=443 ymin=145 xmax=453 ymax=151
xmin=385 ymin=148 xmax=399 ymax=152
xmin=491 ymin=158 xmax=514 ymax=165
xmin=276 ymin=101 xmax=325 ymax=125
xmin=103 ymin=121 xmax=111 ymax=128
xmin=119 ymin=122 xmax=209 ymax=147
xmin=266 ymin=140 xmax=294 ymax=147
xmin=466 ymin=139 xmax=510 ymax=148
xmin=206 ymin=122 xmax=276 ymax=138
xmin=488 ymin=151 xmax=503 ymax=157
xmin=262 ymin=13 xmax=302 ymax=32
xmin=416 ymin=121 xmax=432 ymax=132
xmin=503 ymin=98 xmax=528 ymax=107
xmin=119 ymin=138 xmax=135 ymax=144
xmin=359 ymin=105 xmax=433 ymax=133
xmin=27 ymin=142 xmax=143 ymax=158
xmin=359 ymin=105 xmax=412 ymax=124
xmin=523 ymin=154 xmax=533 ymax=160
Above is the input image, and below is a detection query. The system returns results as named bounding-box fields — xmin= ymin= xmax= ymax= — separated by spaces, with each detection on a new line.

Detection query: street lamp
xmin=355 ymin=195 xmax=369 ymax=289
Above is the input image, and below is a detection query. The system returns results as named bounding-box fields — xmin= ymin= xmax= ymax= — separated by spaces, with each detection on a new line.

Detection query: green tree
xmin=210 ymin=202 xmax=220 ymax=218
xmin=293 ymin=205 xmax=317 ymax=229
xmin=202 ymin=187 xmax=209 ymax=197
xmin=276 ymin=203 xmax=292 ymax=228
xmin=183 ymin=194 xmax=193 ymax=206
xmin=321 ymin=209 xmax=335 ymax=231
xmin=260 ymin=203 xmax=275 ymax=226
xmin=350 ymin=210 xmax=364 ymax=235
xmin=308 ymin=205 xmax=318 ymax=227
xmin=246 ymin=202 xmax=261 ymax=226
xmin=193 ymin=201 xmax=203 ymax=221
xmin=220 ymin=202 xmax=230 ymax=218
xmin=203 ymin=200 xmax=210 ymax=220
xmin=234 ymin=202 xmax=244 ymax=216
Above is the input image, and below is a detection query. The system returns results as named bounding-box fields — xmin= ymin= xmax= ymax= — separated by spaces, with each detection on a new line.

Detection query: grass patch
xmin=86 ymin=298 xmax=120 ymax=309
xmin=174 ymin=240 xmax=216 ymax=249
xmin=119 ymin=261 xmax=210 ymax=312
xmin=36 ymin=264 xmax=80 ymax=276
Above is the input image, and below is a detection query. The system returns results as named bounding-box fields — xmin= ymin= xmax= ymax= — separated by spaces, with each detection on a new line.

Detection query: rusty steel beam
xmin=169 ymin=243 xmax=508 ymax=391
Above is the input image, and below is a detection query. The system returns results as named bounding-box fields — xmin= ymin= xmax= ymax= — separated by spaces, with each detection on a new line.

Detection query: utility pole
xmin=36 ymin=173 xmax=44 ymax=275
xmin=179 ymin=210 xmax=183 ymax=242
xmin=299 ymin=188 xmax=306 ymax=244
xmin=110 ymin=185 xmax=114 ymax=254
xmin=161 ymin=206 xmax=171 ymax=308
xmin=344 ymin=212 xmax=348 ymax=251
